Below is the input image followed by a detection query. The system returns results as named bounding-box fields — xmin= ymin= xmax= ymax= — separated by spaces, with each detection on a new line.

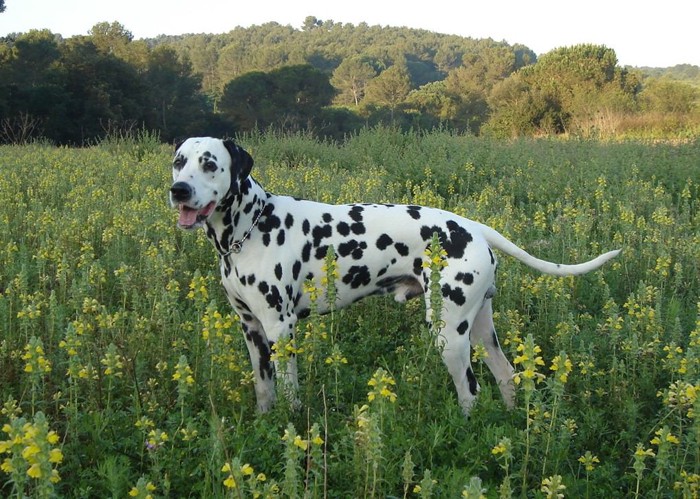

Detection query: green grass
xmin=0 ymin=129 xmax=698 ymax=497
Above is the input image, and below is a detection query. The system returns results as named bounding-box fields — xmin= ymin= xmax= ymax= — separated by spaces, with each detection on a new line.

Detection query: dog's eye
xmin=173 ymin=157 xmax=185 ymax=170
xmin=203 ymin=160 xmax=218 ymax=173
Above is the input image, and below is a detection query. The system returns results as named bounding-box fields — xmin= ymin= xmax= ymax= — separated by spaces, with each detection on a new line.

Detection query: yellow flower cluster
xmin=674 ymin=470 xmax=700 ymax=497
xmin=577 ymin=451 xmax=600 ymax=472
xmin=634 ymin=445 xmax=655 ymax=460
xmin=658 ymin=380 xmax=698 ymax=418
xmin=651 ymin=205 xmax=674 ymax=226
xmin=281 ymin=426 xmax=324 ymax=451
xmin=303 ymin=280 xmax=320 ymax=304
xmin=499 ymin=309 xmax=524 ymax=351
xmin=662 ymin=343 xmax=689 ymax=375
xmin=367 ymin=367 xmax=397 ymax=403
xmin=16 ymin=292 xmax=43 ymax=320
xmin=0 ymin=412 xmax=63 ymax=485
xmin=134 ymin=416 xmax=154 ymax=431
xmin=270 ymin=337 xmax=304 ymax=363
xmin=100 ymin=343 xmax=124 ymax=377
xmin=650 ymin=427 xmax=680 ymax=446
xmin=128 ymin=477 xmax=156 ymax=498
xmin=59 ymin=322 xmax=84 ymax=358
xmin=549 ymin=353 xmax=573 ymax=384
xmin=471 ymin=344 xmax=489 ymax=363
xmin=22 ymin=337 xmax=51 ymax=375
xmin=540 ymin=475 xmax=566 ymax=499
xmin=622 ymin=285 xmax=662 ymax=336
xmin=421 ymin=245 xmax=448 ymax=270
xmin=519 ymin=274 xmax=572 ymax=301
xmin=222 ymin=461 xmax=258 ymax=489
xmin=533 ymin=209 xmax=547 ymax=230
xmin=325 ymin=345 xmax=348 ymax=367
xmin=320 ymin=255 xmax=340 ymax=287
xmin=172 ymin=355 xmax=195 ymax=386
xmin=146 ymin=429 xmax=168 ymax=451
xmin=187 ymin=273 xmax=209 ymax=303
xmin=490 ymin=437 xmax=512 ymax=460
xmin=512 ymin=335 xmax=545 ymax=387
xmin=200 ymin=307 xmax=236 ymax=342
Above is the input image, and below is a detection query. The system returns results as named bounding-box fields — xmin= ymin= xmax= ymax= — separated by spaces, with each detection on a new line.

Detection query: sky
xmin=0 ymin=0 xmax=698 ymax=68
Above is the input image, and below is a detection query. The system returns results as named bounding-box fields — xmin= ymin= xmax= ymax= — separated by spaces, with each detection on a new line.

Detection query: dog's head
xmin=169 ymin=137 xmax=253 ymax=230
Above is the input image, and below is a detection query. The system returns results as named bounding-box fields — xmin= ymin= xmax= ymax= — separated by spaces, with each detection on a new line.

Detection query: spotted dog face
xmin=170 ymin=137 xmax=253 ymax=230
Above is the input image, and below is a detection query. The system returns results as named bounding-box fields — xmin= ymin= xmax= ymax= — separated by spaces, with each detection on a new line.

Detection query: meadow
xmin=0 ymin=128 xmax=698 ymax=498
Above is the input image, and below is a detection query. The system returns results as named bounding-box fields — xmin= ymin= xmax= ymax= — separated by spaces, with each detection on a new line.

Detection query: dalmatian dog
xmin=169 ymin=137 xmax=620 ymax=416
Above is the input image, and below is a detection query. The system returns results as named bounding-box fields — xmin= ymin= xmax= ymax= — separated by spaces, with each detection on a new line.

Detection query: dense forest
xmin=1 ymin=18 xmax=698 ymax=144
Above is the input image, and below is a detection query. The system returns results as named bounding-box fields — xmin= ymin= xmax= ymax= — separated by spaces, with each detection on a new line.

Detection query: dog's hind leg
xmin=239 ymin=316 xmax=276 ymax=412
xmin=430 ymin=302 xmax=483 ymax=417
xmin=470 ymin=298 xmax=515 ymax=409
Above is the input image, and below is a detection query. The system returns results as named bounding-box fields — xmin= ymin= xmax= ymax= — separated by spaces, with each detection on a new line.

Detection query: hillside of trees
xmin=1 ymin=18 xmax=698 ymax=145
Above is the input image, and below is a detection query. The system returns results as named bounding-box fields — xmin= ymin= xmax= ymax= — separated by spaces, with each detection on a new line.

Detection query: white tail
xmin=480 ymin=224 xmax=621 ymax=276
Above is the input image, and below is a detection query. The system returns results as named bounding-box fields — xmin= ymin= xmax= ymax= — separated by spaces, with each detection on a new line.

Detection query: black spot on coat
xmin=285 ymin=213 xmax=294 ymax=229
xmin=348 ymin=206 xmax=364 ymax=222
xmin=302 ymin=242 xmax=312 ymax=262
xmin=258 ymin=212 xmax=281 ymax=234
xmin=338 ymin=240 xmax=367 ymax=259
xmin=312 ymin=224 xmax=332 ymax=246
xmin=350 ymin=222 xmax=366 ymax=235
xmin=420 ymin=221 xmax=473 ymax=259
xmin=376 ymin=234 xmax=393 ymax=250
xmin=336 ymin=221 xmax=350 ymax=236
xmin=394 ymin=242 xmax=409 ymax=256
xmin=407 ymin=205 xmax=422 ymax=220
xmin=457 ymin=320 xmax=470 ymax=335
xmin=455 ymin=272 xmax=474 ymax=285
xmin=413 ymin=258 xmax=423 ymax=276
xmin=315 ymin=246 xmax=329 ymax=260
xmin=442 ymin=283 xmax=466 ymax=306
xmin=342 ymin=265 xmax=371 ymax=288
xmin=466 ymin=367 xmax=478 ymax=396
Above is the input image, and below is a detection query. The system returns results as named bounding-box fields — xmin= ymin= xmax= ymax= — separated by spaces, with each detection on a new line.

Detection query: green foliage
xmin=219 ymin=64 xmax=335 ymax=132
xmin=0 ymin=129 xmax=699 ymax=496
xmin=641 ymin=77 xmax=699 ymax=113
xmin=487 ymin=44 xmax=644 ymax=137
xmin=98 ymin=125 xmax=162 ymax=162
xmin=2 ymin=22 xmax=698 ymax=143
xmin=330 ymin=56 xmax=377 ymax=106
xmin=0 ymin=25 xmax=213 ymax=145
xmin=363 ymin=64 xmax=412 ymax=117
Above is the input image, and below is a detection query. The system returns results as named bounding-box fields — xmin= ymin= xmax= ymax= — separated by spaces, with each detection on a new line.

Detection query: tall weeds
xmin=0 ymin=130 xmax=698 ymax=496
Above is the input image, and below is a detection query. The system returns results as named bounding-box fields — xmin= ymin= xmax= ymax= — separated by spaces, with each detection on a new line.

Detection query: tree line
xmin=1 ymin=18 xmax=698 ymax=145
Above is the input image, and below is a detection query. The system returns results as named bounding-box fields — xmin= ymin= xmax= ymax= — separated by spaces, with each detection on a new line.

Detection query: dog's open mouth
xmin=177 ymin=201 xmax=216 ymax=228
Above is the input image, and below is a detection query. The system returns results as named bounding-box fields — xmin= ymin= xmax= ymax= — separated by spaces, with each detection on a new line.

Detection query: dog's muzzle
xmin=170 ymin=181 xmax=193 ymax=202
xmin=170 ymin=182 xmax=216 ymax=229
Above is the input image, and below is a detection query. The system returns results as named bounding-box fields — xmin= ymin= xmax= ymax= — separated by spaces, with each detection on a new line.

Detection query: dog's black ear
xmin=173 ymin=138 xmax=185 ymax=152
xmin=223 ymin=138 xmax=254 ymax=180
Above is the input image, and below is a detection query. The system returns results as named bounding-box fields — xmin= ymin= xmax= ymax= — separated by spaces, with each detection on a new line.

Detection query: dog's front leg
xmin=240 ymin=318 xmax=276 ymax=412
xmin=266 ymin=318 xmax=301 ymax=410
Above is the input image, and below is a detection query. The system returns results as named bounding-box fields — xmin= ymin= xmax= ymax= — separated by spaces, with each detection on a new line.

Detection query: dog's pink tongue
xmin=179 ymin=205 xmax=198 ymax=226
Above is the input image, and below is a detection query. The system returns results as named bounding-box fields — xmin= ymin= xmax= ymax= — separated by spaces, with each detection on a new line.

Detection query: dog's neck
xmin=205 ymin=176 xmax=270 ymax=258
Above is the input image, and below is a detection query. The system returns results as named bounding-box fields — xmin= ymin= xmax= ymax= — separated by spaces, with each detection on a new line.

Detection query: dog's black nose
xmin=170 ymin=182 xmax=193 ymax=202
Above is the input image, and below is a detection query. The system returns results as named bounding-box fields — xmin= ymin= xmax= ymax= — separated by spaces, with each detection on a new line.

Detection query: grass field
xmin=0 ymin=128 xmax=698 ymax=497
